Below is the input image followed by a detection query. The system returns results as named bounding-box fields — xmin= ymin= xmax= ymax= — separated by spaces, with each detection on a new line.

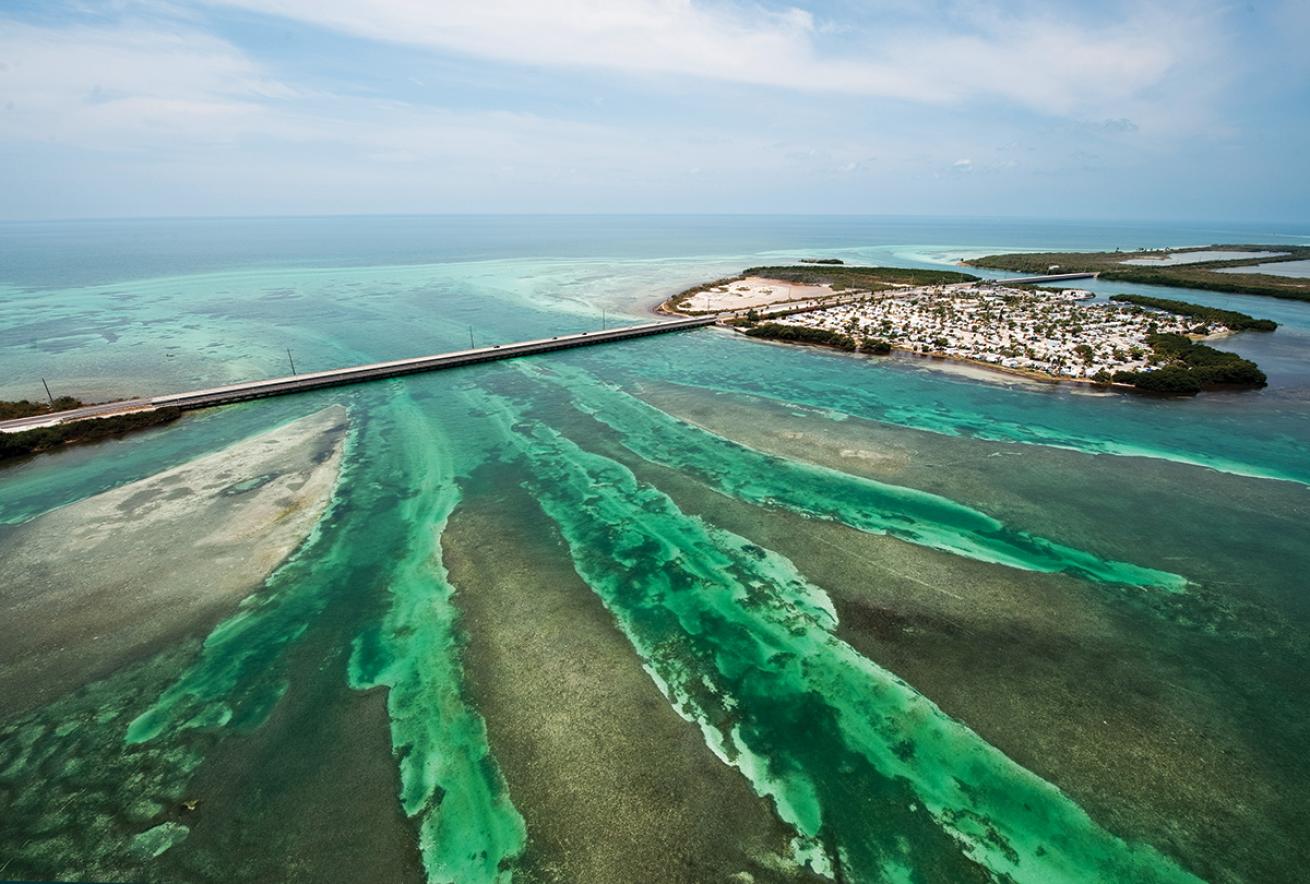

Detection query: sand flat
xmin=682 ymin=275 xmax=835 ymax=312
xmin=0 ymin=405 xmax=349 ymax=714
xmin=446 ymin=470 xmax=810 ymax=882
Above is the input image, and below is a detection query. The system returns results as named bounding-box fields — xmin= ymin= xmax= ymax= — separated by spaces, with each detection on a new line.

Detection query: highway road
xmin=993 ymin=272 xmax=1099 ymax=284
xmin=0 ymin=399 xmax=154 ymax=434
xmin=0 ymin=316 xmax=716 ymax=433
xmin=1 ymin=277 xmax=1100 ymax=436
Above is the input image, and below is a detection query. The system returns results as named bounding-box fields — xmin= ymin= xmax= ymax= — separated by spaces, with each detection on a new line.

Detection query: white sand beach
xmin=680 ymin=276 xmax=836 ymax=312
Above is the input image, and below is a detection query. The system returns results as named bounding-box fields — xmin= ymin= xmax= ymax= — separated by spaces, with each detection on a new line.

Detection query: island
xmin=0 ymin=398 xmax=181 ymax=463
xmin=665 ymin=265 xmax=1272 ymax=395
xmin=1107 ymin=333 xmax=1266 ymax=394
xmin=1106 ymin=294 xmax=1278 ymax=331
xmin=965 ymin=244 xmax=1310 ymax=302
xmin=661 ymin=264 xmax=977 ymax=315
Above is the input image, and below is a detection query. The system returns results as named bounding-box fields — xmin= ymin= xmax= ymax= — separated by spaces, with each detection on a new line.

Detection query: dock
xmin=1 ymin=316 xmax=716 ymax=432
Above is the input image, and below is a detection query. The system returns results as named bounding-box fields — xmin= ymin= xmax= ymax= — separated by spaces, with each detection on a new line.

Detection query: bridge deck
xmin=993 ymin=272 xmax=1099 ymax=284
xmin=1 ymin=316 xmax=716 ymax=431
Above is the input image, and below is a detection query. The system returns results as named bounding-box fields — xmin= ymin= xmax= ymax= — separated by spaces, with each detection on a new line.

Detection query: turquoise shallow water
xmin=1 ymin=216 xmax=1309 ymax=883
xmin=1217 ymin=258 xmax=1310 ymax=277
xmin=476 ymin=385 xmax=1200 ymax=882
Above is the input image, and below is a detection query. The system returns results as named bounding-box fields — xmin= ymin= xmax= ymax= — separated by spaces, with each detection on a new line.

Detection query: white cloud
xmin=0 ymin=19 xmax=830 ymax=203
xmin=204 ymin=0 xmax=1196 ymax=118
xmin=0 ymin=2 xmax=1293 ymax=218
xmin=0 ymin=22 xmax=293 ymax=147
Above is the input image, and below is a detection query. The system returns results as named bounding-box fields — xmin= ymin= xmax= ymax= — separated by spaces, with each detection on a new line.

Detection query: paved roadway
xmin=993 ymin=272 xmax=1099 ymax=284
xmin=0 ymin=399 xmax=154 ymax=434
xmin=0 ymin=316 xmax=716 ymax=432
xmin=150 ymin=315 xmax=716 ymax=409
xmin=1 ymin=276 xmax=1099 ymax=435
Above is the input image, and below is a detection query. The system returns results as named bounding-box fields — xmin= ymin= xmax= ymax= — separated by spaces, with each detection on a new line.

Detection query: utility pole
xmin=601 ymin=308 xmax=607 ymax=330
xmin=287 ymin=348 xmax=297 ymax=376
xmin=41 ymin=378 xmax=54 ymax=406
xmin=469 ymin=326 xmax=475 ymax=349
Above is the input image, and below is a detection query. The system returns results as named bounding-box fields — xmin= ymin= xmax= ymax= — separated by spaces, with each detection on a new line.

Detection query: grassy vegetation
xmin=743 ymin=322 xmax=857 ymax=351
xmin=0 ymin=408 xmax=182 ymax=463
xmin=1109 ymin=334 xmax=1267 ymax=394
xmin=742 ymin=265 xmax=978 ymax=289
xmin=968 ymin=244 xmax=1310 ymax=274
xmin=859 ymin=338 xmax=893 ymax=354
xmin=1109 ymin=295 xmax=1278 ymax=331
xmin=664 ymin=265 xmax=977 ymax=314
xmin=1100 ymin=267 xmax=1310 ymax=301
xmin=663 ymin=274 xmax=747 ymax=313
xmin=0 ymin=396 xmax=84 ymax=421
xmin=968 ymin=245 xmax=1310 ymax=302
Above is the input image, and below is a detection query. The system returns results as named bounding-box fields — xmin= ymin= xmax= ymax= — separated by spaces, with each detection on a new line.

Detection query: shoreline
xmin=964 ymin=243 xmax=1310 ymax=303
xmin=645 ymin=287 xmax=1131 ymax=390
xmin=727 ymin=327 xmax=1263 ymax=395
xmin=650 ymin=270 xmax=1261 ymax=395
xmin=725 ymin=325 xmax=1132 ymax=388
xmin=0 ymin=407 xmax=184 ymax=466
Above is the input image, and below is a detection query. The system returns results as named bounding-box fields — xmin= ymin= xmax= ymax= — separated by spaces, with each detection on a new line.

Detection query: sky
xmin=0 ymin=0 xmax=1307 ymax=222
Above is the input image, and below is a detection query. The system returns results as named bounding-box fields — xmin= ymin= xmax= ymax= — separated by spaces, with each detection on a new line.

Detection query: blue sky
xmin=1 ymin=0 xmax=1307 ymax=221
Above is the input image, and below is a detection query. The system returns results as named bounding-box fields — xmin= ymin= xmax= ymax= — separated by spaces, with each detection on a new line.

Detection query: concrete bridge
xmin=1 ymin=315 xmax=716 ymax=432
xmin=992 ymin=272 xmax=1099 ymax=284
xmin=0 ymin=270 xmax=1112 ymax=436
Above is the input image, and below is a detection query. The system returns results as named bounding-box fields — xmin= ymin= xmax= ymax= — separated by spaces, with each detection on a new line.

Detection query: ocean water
xmin=1217 ymin=258 xmax=1310 ymax=278
xmin=1 ymin=215 xmax=1308 ymax=883
xmin=1119 ymin=250 xmax=1289 ymax=266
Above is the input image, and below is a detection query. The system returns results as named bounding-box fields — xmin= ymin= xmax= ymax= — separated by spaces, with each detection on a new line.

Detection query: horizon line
xmin=2 ymin=211 xmax=1308 ymax=231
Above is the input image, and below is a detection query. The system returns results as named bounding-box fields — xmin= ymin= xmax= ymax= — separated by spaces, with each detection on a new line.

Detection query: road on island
xmin=0 ymin=399 xmax=155 ymax=434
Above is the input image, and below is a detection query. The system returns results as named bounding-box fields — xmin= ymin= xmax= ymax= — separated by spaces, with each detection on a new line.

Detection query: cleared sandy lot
xmin=681 ymin=276 xmax=836 ymax=312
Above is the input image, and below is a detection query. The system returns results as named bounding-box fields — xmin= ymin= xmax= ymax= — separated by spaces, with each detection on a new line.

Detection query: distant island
xmin=665 ymin=265 xmax=1272 ymax=395
xmin=966 ymin=244 xmax=1310 ymax=302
